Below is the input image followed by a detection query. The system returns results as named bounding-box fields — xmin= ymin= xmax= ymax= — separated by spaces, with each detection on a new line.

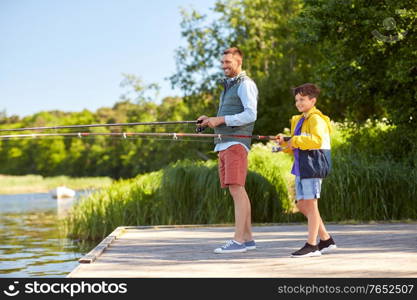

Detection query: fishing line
xmin=0 ymin=120 xmax=199 ymax=132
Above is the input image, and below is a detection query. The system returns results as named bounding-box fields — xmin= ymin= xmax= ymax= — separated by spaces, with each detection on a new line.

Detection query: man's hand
xmin=196 ymin=115 xmax=209 ymax=132
xmin=197 ymin=115 xmax=209 ymax=122
xmin=200 ymin=116 xmax=225 ymax=128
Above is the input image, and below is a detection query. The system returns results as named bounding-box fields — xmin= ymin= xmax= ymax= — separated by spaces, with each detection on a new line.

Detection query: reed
xmin=318 ymin=121 xmax=417 ymax=221
xmin=320 ymin=151 xmax=417 ymax=221
xmin=65 ymin=145 xmax=292 ymax=240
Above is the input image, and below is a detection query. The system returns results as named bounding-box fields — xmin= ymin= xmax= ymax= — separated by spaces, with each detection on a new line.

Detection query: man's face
xmin=295 ymin=93 xmax=316 ymax=113
xmin=221 ymin=53 xmax=241 ymax=78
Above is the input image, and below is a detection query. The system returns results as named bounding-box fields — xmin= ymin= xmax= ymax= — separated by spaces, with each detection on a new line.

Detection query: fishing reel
xmin=271 ymin=146 xmax=282 ymax=152
xmin=272 ymin=136 xmax=291 ymax=152
xmin=195 ymin=119 xmax=207 ymax=133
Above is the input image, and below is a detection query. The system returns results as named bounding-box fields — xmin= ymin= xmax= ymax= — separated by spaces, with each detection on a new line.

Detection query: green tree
xmin=293 ymin=0 xmax=417 ymax=125
xmin=170 ymin=0 xmax=314 ymax=135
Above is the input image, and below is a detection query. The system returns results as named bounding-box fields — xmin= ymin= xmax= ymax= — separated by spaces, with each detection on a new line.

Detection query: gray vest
xmin=214 ymin=72 xmax=255 ymax=149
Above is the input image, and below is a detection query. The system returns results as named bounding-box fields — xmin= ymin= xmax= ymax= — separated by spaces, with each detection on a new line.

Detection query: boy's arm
xmin=291 ymin=115 xmax=327 ymax=150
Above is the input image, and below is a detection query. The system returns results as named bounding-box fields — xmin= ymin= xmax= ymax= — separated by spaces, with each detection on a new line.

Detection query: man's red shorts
xmin=218 ymin=144 xmax=248 ymax=188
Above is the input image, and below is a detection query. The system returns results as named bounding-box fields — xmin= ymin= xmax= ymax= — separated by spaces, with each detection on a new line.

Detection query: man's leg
xmin=214 ymin=145 xmax=253 ymax=253
xmin=244 ymin=190 xmax=253 ymax=242
xmin=228 ymin=185 xmax=253 ymax=243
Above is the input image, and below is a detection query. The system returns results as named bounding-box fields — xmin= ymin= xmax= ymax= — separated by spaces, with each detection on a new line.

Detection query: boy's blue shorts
xmin=295 ymin=176 xmax=322 ymax=201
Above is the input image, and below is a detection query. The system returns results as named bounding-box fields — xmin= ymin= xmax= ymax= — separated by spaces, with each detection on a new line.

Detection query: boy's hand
xmin=276 ymin=134 xmax=286 ymax=145
xmin=276 ymin=134 xmax=293 ymax=149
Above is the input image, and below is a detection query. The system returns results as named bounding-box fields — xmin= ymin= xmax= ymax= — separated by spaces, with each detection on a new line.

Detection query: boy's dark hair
xmin=292 ymin=83 xmax=320 ymax=98
xmin=223 ymin=47 xmax=243 ymax=60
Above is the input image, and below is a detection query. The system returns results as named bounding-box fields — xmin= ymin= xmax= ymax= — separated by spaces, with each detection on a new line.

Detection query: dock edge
xmin=78 ymin=226 xmax=126 ymax=264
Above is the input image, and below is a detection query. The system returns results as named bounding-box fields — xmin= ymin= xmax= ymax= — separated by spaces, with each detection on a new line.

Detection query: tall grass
xmin=248 ymin=143 xmax=295 ymax=211
xmin=65 ymin=150 xmax=291 ymax=240
xmin=318 ymin=121 xmax=417 ymax=221
xmin=320 ymin=151 xmax=417 ymax=221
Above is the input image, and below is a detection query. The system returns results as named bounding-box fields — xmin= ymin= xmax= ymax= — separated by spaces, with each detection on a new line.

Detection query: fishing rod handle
xmin=260 ymin=136 xmax=291 ymax=141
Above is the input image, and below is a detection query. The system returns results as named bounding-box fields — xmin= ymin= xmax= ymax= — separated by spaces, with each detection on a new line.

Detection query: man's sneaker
xmin=291 ymin=243 xmax=322 ymax=258
xmin=244 ymin=240 xmax=256 ymax=250
xmin=318 ymin=236 xmax=337 ymax=253
xmin=214 ymin=240 xmax=247 ymax=254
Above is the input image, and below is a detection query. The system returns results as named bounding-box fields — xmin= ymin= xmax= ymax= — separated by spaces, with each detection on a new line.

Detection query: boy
xmin=276 ymin=83 xmax=337 ymax=257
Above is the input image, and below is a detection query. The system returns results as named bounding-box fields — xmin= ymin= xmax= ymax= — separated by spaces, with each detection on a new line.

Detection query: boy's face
xmin=295 ymin=93 xmax=316 ymax=113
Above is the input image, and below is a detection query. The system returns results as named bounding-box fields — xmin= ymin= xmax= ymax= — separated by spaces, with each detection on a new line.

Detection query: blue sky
xmin=0 ymin=0 xmax=216 ymax=117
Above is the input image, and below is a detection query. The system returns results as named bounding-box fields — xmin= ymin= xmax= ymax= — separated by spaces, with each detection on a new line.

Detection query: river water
xmin=0 ymin=192 xmax=95 ymax=277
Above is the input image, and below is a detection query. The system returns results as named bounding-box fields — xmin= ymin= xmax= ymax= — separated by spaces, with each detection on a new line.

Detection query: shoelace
xmin=222 ymin=240 xmax=234 ymax=249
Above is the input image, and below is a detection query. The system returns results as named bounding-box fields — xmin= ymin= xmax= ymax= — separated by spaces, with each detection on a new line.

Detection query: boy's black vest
xmin=214 ymin=72 xmax=255 ymax=149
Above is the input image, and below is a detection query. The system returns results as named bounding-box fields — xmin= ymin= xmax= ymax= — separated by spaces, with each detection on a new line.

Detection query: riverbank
xmin=0 ymin=174 xmax=113 ymax=194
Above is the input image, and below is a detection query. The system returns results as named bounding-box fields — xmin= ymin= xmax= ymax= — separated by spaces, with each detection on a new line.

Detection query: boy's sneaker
xmin=214 ymin=240 xmax=247 ymax=254
xmin=291 ymin=243 xmax=322 ymax=258
xmin=318 ymin=236 xmax=337 ymax=253
xmin=244 ymin=240 xmax=256 ymax=250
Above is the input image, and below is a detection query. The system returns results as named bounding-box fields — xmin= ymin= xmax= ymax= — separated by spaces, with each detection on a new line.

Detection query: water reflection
xmin=56 ymin=198 xmax=75 ymax=218
xmin=0 ymin=192 xmax=96 ymax=277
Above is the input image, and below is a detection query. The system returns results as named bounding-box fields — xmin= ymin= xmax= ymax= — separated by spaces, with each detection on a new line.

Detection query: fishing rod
xmin=0 ymin=120 xmax=199 ymax=132
xmin=0 ymin=131 xmax=281 ymax=141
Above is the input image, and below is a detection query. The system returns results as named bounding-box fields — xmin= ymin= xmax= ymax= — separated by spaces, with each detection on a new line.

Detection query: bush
xmin=320 ymin=122 xmax=417 ymax=221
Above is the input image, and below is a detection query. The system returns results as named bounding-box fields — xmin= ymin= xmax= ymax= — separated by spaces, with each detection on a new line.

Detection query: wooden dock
xmin=68 ymin=223 xmax=417 ymax=278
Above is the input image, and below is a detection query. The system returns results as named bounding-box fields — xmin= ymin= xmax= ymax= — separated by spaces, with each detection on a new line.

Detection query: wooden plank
xmin=78 ymin=226 xmax=126 ymax=263
xmin=69 ymin=223 xmax=417 ymax=277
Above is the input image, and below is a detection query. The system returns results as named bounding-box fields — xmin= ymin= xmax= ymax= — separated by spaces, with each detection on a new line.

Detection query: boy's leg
xmin=291 ymin=177 xmax=322 ymax=257
xmin=318 ymin=216 xmax=330 ymax=241
xmin=301 ymin=199 xmax=321 ymax=245
xmin=292 ymin=178 xmax=335 ymax=256
xmin=291 ymin=198 xmax=322 ymax=257
xmin=297 ymin=201 xmax=330 ymax=241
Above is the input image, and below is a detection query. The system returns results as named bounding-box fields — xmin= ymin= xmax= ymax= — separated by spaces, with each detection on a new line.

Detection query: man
xmin=198 ymin=47 xmax=258 ymax=253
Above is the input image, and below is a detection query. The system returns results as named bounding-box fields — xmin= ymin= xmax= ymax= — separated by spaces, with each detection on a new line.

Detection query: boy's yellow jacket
xmin=281 ymin=106 xmax=332 ymax=178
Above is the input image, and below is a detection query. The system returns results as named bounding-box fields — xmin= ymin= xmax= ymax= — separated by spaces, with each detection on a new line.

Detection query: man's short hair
xmin=292 ymin=83 xmax=320 ymax=99
xmin=223 ymin=47 xmax=243 ymax=61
